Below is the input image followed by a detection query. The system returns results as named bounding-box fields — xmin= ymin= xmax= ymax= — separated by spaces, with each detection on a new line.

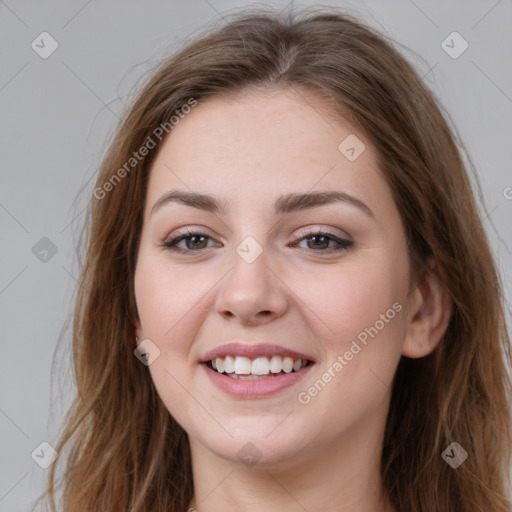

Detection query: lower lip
xmin=201 ymin=363 xmax=314 ymax=398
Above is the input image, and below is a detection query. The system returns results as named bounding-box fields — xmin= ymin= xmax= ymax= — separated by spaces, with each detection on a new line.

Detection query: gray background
xmin=1 ymin=0 xmax=511 ymax=510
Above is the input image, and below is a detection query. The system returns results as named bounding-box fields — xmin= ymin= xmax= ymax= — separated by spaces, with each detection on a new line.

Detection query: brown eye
xmin=305 ymin=234 xmax=331 ymax=250
xmin=293 ymin=231 xmax=353 ymax=254
xmin=163 ymin=231 xmax=217 ymax=253
xmin=183 ymin=235 xmax=209 ymax=250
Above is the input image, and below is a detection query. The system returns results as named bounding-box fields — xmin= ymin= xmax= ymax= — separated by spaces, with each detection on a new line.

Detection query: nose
xmin=215 ymin=248 xmax=288 ymax=326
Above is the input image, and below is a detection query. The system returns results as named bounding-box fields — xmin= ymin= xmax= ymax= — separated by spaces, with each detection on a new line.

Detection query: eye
xmin=162 ymin=229 xmax=218 ymax=254
xmin=161 ymin=229 xmax=353 ymax=255
xmin=292 ymin=230 xmax=353 ymax=254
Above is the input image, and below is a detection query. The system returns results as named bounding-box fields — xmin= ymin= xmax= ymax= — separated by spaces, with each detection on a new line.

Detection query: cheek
xmin=293 ymin=250 xmax=409 ymax=402
xmin=134 ymin=252 xmax=212 ymax=428
xmin=134 ymin=249 xmax=212 ymax=344
xmin=297 ymin=256 xmax=406 ymax=347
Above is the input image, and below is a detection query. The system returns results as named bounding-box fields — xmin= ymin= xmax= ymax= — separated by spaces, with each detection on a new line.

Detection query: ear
xmin=402 ymin=262 xmax=452 ymax=358
xmin=133 ymin=316 xmax=144 ymax=344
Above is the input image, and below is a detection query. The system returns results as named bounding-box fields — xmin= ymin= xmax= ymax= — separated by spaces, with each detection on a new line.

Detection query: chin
xmin=189 ymin=415 xmax=318 ymax=469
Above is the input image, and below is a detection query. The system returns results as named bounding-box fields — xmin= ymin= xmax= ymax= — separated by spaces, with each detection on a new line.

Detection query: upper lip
xmin=200 ymin=342 xmax=315 ymax=363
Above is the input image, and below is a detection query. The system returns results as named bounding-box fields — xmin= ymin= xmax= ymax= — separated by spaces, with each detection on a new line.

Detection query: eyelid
xmin=166 ymin=225 xmax=217 ymax=240
xmin=164 ymin=222 xmax=351 ymax=239
xmin=162 ymin=227 xmax=219 ymax=246
xmin=294 ymin=225 xmax=352 ymax=241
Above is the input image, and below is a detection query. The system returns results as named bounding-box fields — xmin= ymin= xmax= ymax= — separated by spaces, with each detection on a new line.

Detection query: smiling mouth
xmin=205 ymin=355 xmax=314 ymax=379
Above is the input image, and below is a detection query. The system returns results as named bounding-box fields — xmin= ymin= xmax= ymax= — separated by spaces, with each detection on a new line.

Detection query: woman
xmin=37 ymin=6 xmax=511 ymax=512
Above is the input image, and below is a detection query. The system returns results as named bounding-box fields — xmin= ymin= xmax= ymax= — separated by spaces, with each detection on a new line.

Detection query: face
xmin=133 ymin=88 xmax=414 ymax=468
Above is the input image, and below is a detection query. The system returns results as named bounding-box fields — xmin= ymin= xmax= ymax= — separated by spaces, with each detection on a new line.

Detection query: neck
xmin=187 ymin=408 xmax=395 ymax=512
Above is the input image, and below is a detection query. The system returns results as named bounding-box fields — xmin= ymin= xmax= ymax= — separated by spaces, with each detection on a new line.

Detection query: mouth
xmin=199 ymin=342 xmax=315 ymax=397
xmin=205 ymin=355 xmax=313 ymax=379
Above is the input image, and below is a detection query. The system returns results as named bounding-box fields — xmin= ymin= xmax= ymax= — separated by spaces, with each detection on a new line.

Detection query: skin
xmin=133 ymin=87 xmax=451 ymax=512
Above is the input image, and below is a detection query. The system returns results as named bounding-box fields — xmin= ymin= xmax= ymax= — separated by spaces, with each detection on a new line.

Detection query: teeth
xmin=227 ymin=374 xmax=262 ymax=380
xmin=209 ymin=355 xmax=309 ymax=377
xmin=270 ymin=355 xmax=283 ymax=373
xmin=282 ymin=356 xmax=293 ymax=373
xmin=223 ymin=355 xmax=235 ymax=374
xmin=252 ymin=357 xmax=270 ymax=375
xmin=234 ymin=356 xmax=252 ymax=374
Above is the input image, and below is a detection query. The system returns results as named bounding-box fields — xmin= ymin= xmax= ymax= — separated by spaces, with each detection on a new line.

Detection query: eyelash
xmin=161 ymin=228 xmax=354 ymax=255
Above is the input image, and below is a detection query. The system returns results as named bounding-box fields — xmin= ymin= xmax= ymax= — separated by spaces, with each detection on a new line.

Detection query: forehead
xmin=144 ymin=88 xmax=391 ymax=219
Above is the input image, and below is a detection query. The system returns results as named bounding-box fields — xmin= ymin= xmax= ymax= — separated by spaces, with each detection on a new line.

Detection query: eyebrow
xmin=150 ymin=189 xmax=375 ymax=218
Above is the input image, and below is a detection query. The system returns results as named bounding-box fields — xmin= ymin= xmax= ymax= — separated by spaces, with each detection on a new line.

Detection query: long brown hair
xmin=35 ymin=6 xmax=512 ymax=511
